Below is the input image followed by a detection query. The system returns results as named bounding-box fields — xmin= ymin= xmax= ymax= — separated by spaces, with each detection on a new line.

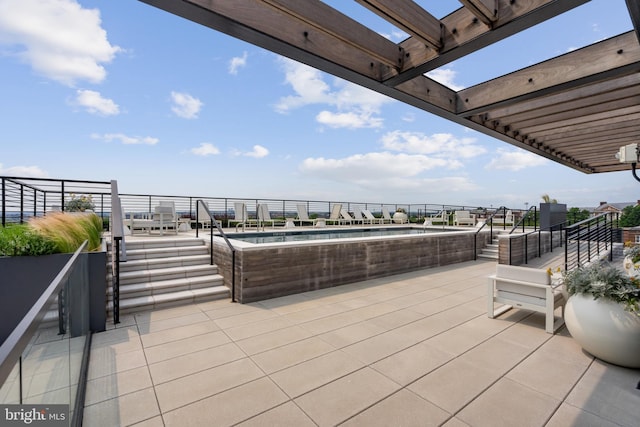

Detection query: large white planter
xmin=564 ymin=293 xmax=640 ymax=368
xmin=393 ymin=212 xmax=408 ymax=224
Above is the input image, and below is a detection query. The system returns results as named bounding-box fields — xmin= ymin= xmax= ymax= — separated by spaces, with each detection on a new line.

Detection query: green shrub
xmin=65 ymin=193 xmax=95 ymax=212
xmin=620 ymin=205 xmax=640 ymax=227
xmin=0 ymin=225 xmax=57 ymax=256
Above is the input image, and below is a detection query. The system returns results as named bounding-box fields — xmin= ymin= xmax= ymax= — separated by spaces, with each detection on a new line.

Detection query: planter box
xmin=0 ymin=252 xmax=106 ymax=345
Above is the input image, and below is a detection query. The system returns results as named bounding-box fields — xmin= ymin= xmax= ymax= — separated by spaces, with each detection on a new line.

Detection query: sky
xmin=0 ymin=0 xmax=637 ymax=209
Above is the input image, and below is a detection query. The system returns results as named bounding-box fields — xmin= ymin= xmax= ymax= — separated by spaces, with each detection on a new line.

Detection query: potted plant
xmin=562 ymin=261 xmax=640 ymax=368
xmin=393 ymin=208 xmax=408 ymax=224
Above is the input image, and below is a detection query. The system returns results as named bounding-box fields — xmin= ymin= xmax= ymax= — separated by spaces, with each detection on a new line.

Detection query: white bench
xmin=488 ymin=264 xmax=565 ymax=334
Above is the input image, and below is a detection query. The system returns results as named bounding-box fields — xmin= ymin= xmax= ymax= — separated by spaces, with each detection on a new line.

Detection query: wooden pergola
xmin=140 ymin=0 xmax=640 ymax=174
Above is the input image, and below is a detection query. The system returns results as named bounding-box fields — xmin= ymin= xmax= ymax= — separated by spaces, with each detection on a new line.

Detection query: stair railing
xmin=196 ymin=199 xmax=237 ymax=302
xmin=474 ymin=206 xmax=509 ymax=260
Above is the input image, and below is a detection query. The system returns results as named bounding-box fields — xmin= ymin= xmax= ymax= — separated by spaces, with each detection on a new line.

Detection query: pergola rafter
xmin=138 ymin=0 xmax=640 ymax=174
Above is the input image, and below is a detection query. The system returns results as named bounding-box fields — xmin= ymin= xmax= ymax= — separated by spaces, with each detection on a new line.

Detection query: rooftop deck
xmin=85 ymin=255 xmax=640 ymax=426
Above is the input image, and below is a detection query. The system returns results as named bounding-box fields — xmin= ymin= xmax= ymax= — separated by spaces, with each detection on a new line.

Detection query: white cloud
xmin=380 ymin=29 xmax=409 ymax=42
xmin=486 ymin=148 xmax=549 ymax=171
xmin=316 ymin=111 xmax=383 ymax=129
xmin=91 ymin=133 xmax=158 ymax=145
xmin=0 ymin=0 xmax=121 ymax=86
xmin=426 ymin=68 xmax=465 ymax=91
xmin=244 ymin=145 xmax=269 ymax=158
xmin=0 ymin=163 xmax=48 ymax=177
xmin=300 ymin=152 xmax=477 ymax=192
xmin=191 ymin=143 xmax=220 ymax=157
xmin=229 ymin=51 xmax=248 ymax=75
xmin=380 ymin=130 xmax=486 ymax=158
xmin=74 ymin=89 xmax=119 ymax=115
xmin=275 ymin=57 xmax=392 ymax=129
xmin=170 ymin=91 xmax=203 ymax=119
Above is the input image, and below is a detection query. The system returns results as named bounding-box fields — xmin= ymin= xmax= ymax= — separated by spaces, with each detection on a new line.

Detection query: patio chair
xmin=362 ymin=209 xmax=384 ymax=224
xmin=381 ymin=207 xmax=393 ymax=224
xmin=295 ymin=204 xmax=317 ymax=226
xmin=257 ymin=204 xmax=284 ymax=229
xmin=426 ymin=210 xmax=448 ymax=226
xmin=492 ymin=210 xmax=514 ymax=226
xmin=197 ymin=201 xmax=212 ymax=229
xmin=488 ymin=264 xmax=566 ymax=334
xmin=453 ymin=210 xmax=476 ymax=226
xmin=228 ymin=202 xmax=248 ymax=231
xmin=352 ymin=206 xmax=368 ymax=225
xmin=340 ymin=208 xmax=355 ymax=225
xmin=326 ymin=203 xmax=343 ymax=225
xmin=152 ymin=201 xmax=178 ymax=235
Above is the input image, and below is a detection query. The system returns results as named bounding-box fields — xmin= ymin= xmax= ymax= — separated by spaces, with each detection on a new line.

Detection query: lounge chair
xmin=488 ymin=264 xmax=566 ymax=334
xmin=381 ymin=207 xmax=393 ymax=224
xmin=426 ymin=210 xmax=448 ymax=226
xmin=257 ymin=204 xmax=284 ymax=229
xmin=362 ymin=209 xmax=384 ymax=224
xmin=453 ymin=210 xmax=475 ymax=226
xmin=152 ymin=201 xmax=179 ymax=235
xmin=228 ymin=202 xmax=248 ymax=231
xmin=197 ymin=201 xmax=212 ymax=229
xmin=353 ymin=206 xmax=366 ymax=224
xmin=340 ymin=208 xmax=355 ymax=225
xmin=326 ymin=203 xmax=343 ymax=225
xmin=295 ymin=204 xmax=317 ymax=226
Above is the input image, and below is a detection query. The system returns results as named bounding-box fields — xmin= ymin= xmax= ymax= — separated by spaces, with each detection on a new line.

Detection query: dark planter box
xmin=0 ymin=252 xmax=106 ymax=345
xmin=540 ymin=203 xmax=567 ymax=230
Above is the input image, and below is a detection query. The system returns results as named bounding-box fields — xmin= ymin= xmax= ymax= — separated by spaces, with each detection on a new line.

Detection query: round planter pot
xmin=564 ymin=293 xmax=640 ymax=368
xmin=392 ymin=212 xmax=407 ymax=224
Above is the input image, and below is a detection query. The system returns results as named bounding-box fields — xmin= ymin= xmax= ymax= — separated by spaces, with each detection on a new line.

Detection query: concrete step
xmin=119 ymin=264 xmax=219 ymax=286
xmin=478 ymin=253 xmax=499 ymax=260
xmin=109 ymin=244 xmax=208 ymax=262
xmin=119 ymin=254 xmax=212 ymax=272
xmin=109 ymin=285 xmax=230 ymax=315
xmin=108 ymin=237 xmax=207 ymax=251
xmin=110 ymin=274 xmax=224 ymax=299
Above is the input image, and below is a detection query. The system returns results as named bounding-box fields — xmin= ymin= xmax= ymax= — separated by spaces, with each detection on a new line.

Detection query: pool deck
xmin=83 ymin=233 xmax=640 ymax=426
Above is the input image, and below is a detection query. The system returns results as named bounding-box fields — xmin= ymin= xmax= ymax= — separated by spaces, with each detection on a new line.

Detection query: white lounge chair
xmin=295 ymin=204 xmax=317 ymax=226
xmin=492 ymin=210 xmax=514 ymax=226
xmin=197 ymin=201 xmax=212 ymax=229
xmin=488 ymin=264 xmax=566 ymax=334
xmin=152 ymin=201 xmax=179 ymax=235
xmin=257 ymin=204 xmax=284 ymax=229
xmin=453 ymin=210 xmax=475 ymax=226
xmin=340 ymin=208 xmax=355 ymax=225
xmin=326 ymin=203 xmax=343 ymax=225
xmin=228 ymin=202 xmax=248 ymax=231
xmin=427 ymin=210 xmax=448 ymax=226
xmin=381 ymin=207 xmax=393 ymax=224
xmin=353 ymin=206 xmax=369 ymax=224
xmin=362 ymin=209 xmax=384 ymax=224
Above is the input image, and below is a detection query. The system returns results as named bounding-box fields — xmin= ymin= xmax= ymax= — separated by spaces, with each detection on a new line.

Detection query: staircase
xmin=108 ymin=237 xmax=229 ymax=315
xmin=478 ymin=233 xmax=500 ymax=260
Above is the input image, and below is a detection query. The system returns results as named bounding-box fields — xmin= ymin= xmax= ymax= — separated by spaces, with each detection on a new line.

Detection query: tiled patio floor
xmin=83 ymin=259 xmax=640 ymax=426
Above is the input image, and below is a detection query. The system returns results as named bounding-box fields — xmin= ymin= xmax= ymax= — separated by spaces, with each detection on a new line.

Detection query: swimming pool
xmin=210 ymin=226 xmax=492 ymax=303
xmin=226 ymin=227 xmax=455 ymax=244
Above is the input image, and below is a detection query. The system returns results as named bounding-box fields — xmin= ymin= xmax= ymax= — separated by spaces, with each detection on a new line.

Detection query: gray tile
xmin=163 ymin=377 xmax=288 ymax=427
xmin=155 ymin=357 xmax=264 ymax=412
xmin=456 ymin=377 xmax=560 ymax=427
xmin=236 ymin=402 xmax=316 ymax=427
xmin=341 ymin=389 xmax=451 ymax=427
xmin=294 ymin=367 xmax=401 ymax=426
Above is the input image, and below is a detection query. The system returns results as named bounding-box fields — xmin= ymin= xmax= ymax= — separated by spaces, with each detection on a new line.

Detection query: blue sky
xmin=0 ymin=0 xmax=636 ymax=209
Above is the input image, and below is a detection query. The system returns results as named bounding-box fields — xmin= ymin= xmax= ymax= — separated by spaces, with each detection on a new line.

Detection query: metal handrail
xmin=509 ymin=206 xmax=538 ymax=234
xmin=196 ymin=199 xmax=237 ymax=302
xmin=564 ymin=213 xmax=616 ymax=270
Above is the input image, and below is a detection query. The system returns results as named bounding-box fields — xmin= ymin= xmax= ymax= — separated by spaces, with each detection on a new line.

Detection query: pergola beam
xmin=458 ymin=0 xmax=498 ymax=26
xmin=626 ymin=0 xmax=640 ymax=42
xmin=457 ymin=31 xmax=640 ymax=116
xmin=356 ymin=0 xmax=443 ymax=50
xmin=386 ymin=0 xmax=589 ymax=86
